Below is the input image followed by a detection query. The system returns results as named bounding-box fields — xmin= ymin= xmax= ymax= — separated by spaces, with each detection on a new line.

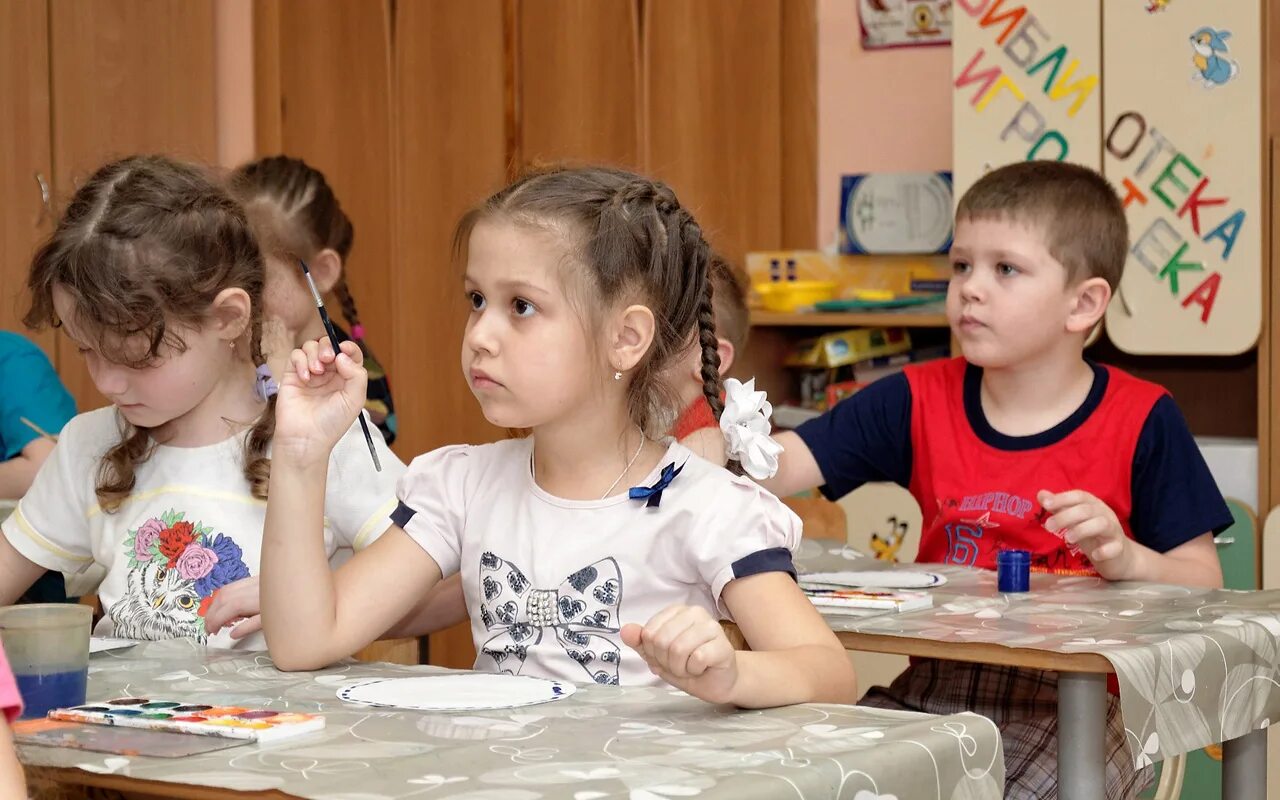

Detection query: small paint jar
xmin=997 ymin=549 xmax=1031 ymax=593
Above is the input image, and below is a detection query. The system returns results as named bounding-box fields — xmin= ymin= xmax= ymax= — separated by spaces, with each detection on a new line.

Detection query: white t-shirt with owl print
xmin=2 ymin=406 xmax=403 ymax=649
xmin=391 ymin=438 xmax=802 ymax=687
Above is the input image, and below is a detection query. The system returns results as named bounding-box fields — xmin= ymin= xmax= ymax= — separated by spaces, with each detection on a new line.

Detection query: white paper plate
xmin=800 ymin=570 xmax=947 ymax=589
xmin=338 ymin=674 xmax=577 ymax=712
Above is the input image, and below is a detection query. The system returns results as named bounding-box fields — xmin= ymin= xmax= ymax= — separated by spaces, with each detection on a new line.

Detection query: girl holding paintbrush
xmin=0 ymin=155 xmax=403 ymax=649
xmin=263 ymin=165 xmax=856 ymax=707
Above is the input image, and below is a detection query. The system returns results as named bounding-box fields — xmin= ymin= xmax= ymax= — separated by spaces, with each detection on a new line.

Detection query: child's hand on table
xmin=201 ymin=576 xmax=263 ymax=640
xmin=621 ymin=605 xmax=739 ymax=704
xmin=1038 ymin=489 xmax=1138 ymax=580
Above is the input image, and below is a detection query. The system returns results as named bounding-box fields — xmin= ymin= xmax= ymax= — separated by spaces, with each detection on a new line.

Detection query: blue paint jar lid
xmin=997 ymin=549 xmax=1030 ymax=565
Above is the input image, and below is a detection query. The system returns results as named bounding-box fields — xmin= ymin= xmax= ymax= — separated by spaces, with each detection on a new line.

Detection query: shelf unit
xmin=734 ymin=308 xmax=955 ymax=412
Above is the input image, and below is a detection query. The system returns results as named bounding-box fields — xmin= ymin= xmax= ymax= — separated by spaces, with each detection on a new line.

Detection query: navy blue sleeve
xmin=792 ymin=372 xmax=913 ymax=501
xmin=1129 ymin=395 xmax=1233 ymax=553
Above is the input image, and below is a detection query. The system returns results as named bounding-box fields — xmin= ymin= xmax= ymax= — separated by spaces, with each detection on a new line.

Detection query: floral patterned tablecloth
xmin=795 ymin=540 xmax=1280 ymax=767
xmin=20 ymin=639 xmax=1004 ymax=800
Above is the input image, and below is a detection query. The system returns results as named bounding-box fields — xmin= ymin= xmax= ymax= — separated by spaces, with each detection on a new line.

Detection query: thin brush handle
xmin=300 ymin=260 xmax=382 ymax=472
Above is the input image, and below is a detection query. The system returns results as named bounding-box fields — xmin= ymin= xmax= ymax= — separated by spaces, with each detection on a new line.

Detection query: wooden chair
xmin=781 ymin=495 xmax=847 ymax=540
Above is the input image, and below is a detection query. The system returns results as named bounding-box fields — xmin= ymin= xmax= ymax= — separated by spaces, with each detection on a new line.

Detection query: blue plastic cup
xmin=997 ymin=549 xmax=1031 ymax=593
xmin=0 ymin=603 xmax=92 ymax=719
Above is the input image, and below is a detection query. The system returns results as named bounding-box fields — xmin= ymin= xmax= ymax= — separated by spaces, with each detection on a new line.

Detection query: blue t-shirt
xmin=0 ymin=331 xmax=76 ymax=461
xmin=795 ymin=361 xmax=1232 ymax=556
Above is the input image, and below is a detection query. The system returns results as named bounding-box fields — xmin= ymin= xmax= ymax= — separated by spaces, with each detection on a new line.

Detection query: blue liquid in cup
xmin=14 ymin=668 xmax=88 ymax=719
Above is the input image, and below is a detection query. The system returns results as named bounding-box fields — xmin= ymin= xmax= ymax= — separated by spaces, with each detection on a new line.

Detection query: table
xmin=21 ymin=639 xmax=1005 ymax=799
xmin=794 ymin=540 xmax=1279 ymax=800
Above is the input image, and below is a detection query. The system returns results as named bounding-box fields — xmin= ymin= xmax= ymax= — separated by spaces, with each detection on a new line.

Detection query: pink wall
xmin=817 ymin=0 xmax=952 ymax=247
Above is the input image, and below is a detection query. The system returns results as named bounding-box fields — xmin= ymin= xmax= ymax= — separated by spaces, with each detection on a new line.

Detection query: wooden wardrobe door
xmin=395 ymin=0 xmax=507 ymax=670
xmin=0 ymin=1 xmax=53 ymax=355
xmin=520 ymin=0 xmax=639 ymax=168
xmin=645 ymin=0 xmax=785 ymax=268
xmin=48 ymin=0 xmax=217 ymax=411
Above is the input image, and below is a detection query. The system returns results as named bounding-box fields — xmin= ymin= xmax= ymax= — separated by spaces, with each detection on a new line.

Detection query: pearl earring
xmin=613 ymin=370 xmax=622 ymax=381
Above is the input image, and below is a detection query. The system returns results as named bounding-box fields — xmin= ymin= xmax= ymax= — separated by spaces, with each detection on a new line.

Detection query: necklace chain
xmin=531 ymin=428 xmax=647 ymax=500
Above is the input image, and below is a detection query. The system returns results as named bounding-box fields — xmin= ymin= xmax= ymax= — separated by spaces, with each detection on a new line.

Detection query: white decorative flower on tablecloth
xmin=1212 ymin=613 xmax=1280 ymax=636
xmin=1061 ymin=636 xmax=1126 ymax=650
xmin=1133 ymin=732 xmax=1160 ymax=769
xmin=617 ymin=721 xmax=685 ymax=736
xmin=77 ymin=757 xmax=131 ymax=775
xmin=561 ymin=767 xmax=623 ymax=781
xmin=931 ymin=721 xmax=979 ymax=757
xmin=630 ymin=785 xmax=705 ymax=800
xmin=791 ymin=723 xmax=887 ymax=754
xmin=407 ymin=775 xmax=468 ymax=787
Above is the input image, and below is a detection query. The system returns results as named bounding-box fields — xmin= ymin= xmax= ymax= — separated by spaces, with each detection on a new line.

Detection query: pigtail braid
xmin=331 ymin=274 xmax=364 ymax=343
xmin=97 ymin=424 xmax=157 ymax=512
xmin=243 ymin=309 xmax=275 ymax=501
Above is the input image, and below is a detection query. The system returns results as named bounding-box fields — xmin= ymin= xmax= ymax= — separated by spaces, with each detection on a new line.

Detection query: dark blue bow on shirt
xmin=629 ymin=460 xmax=686 ymax=508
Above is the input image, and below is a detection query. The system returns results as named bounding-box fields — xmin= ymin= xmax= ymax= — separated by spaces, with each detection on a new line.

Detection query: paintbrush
xmin=19 ymin=417 xmax=57 ymax=443
xmin=298 ymin=259 xmax=382 ymax=472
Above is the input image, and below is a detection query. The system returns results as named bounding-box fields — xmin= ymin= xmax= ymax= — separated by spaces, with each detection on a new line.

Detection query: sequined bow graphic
xmin=628 ymin=460 xmax=686 ymax=508
xmin=476 ymin=552 xmax=623 ymax=685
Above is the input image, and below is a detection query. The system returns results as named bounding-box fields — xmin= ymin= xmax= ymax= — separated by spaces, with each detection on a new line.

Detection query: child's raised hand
xmin=1038 ymin=489 xmax=1137 ymax=580
xmin=621 ymin=605 xmax=739 ymax=704
xmin=274 ymin=338 xmax=368 ymax=465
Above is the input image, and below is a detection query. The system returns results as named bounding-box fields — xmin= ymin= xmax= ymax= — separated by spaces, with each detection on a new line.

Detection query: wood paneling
xmin=646 ymin=0 xmax=784 ymax=266
xmin=1262 ymin=0 xmax=1277 ymax=514
xmin=48 ymin=0 xmax=218 ymax=411
xmin=395 ymin=1 xmax=509 ymax=670
xmin=251 ymin=0 xmax=283 ymax=156
xmin=273 ymin=0 xmax=397 ymax=454
xmin=780 ymin=0 xmax=817 ymax=250
xmin=1261 ymin=0 xmax=1276 ymax=513
xmin=0 ymin=1 xmax=53 ymax=356
xmin=520 ymin=0 xmax=639 ymax=169
xmin=392 ymin=1 xmax=507 ymax=458
xmin=1091 ymin=336 xmax=1259 ymax=439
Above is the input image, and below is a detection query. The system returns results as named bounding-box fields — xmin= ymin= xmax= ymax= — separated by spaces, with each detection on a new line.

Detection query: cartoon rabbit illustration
xmin=1190 ymin=27 xmax=1239 ymax=88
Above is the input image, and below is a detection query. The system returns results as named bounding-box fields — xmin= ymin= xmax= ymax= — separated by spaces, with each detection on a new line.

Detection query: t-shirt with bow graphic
xmin=391 ymin=438 xmax=801 ymax=686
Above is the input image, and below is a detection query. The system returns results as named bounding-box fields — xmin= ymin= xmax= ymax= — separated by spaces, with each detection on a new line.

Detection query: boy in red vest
xmin=766 ymin=161 xmax=1229 ymax=799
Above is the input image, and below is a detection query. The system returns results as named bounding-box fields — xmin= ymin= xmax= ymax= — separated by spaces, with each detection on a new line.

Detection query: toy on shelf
xmin=745 ymin=250 xmax=950 ymax=316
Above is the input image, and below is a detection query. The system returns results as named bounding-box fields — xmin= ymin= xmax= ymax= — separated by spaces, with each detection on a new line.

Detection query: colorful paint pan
xmin=49 ymin=697 xmax=323 ymax=742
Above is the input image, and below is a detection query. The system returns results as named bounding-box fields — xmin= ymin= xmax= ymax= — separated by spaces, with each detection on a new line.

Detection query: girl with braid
xmin=262 ymin=166 xmax=856 ymax=706
xmin=0 ymin=156 xmax=402 ymax=648
xmin=230 ymin=155 xmax=397 ymax=444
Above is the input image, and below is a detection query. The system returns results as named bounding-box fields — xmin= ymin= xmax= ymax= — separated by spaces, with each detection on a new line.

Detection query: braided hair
xmin=25 ymin=155 xmax=274 ymax=510
xmin=455 ymin=165 xmax=740 ymax=472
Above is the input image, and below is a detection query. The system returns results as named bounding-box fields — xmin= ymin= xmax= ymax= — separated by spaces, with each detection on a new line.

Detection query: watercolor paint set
xmin=48 ymin=697 xmax=324 ymax=742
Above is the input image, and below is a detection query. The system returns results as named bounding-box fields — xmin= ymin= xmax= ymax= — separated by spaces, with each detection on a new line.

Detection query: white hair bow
xmin=720 ymin=378 xmax=783 ymax=480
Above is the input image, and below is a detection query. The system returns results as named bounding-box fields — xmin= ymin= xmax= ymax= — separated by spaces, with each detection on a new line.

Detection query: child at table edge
xmin=760 ymin=161 xmax=1230 ymax=800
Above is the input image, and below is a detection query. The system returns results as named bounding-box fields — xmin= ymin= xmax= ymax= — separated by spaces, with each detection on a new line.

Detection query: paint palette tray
xmin=49 ymin=698 xmax=324 ymax=742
